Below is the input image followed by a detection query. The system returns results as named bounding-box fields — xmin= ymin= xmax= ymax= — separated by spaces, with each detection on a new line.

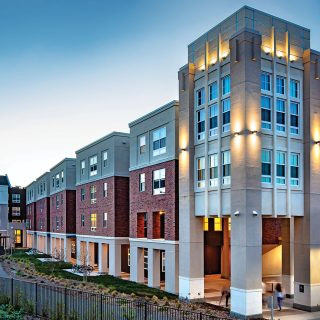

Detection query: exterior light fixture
xmin=289 ymin=55 xmax=296 ymax=62
xmin=250 ymin=130 xmax=258 ymax=135
xmin=181 ymin=147 xmax=187 ymax=152
xmin=234 ymin=210 xmax=240 ymax=216
xmin=222 ymin=52 xmax=228 ymax=60
xmin=277 ymin=51 xmax=284 ymax=59
xmin=252 ymin=210 xmax=258 ymax=216
xmin=233 ymin=131 xmax=241 ymax=137
xmin=199 ymin=64 xmax=206 ymax=71
xmin=315 ymin=141 xmax=320 ymax=145
xmin=264 ymin=47 xmax=271 ymax=55
xmin=210 ymin=58 xmax=217 ymax=66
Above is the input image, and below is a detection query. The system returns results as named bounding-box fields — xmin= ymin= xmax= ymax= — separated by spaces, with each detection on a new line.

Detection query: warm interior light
xmin=159 ymin=211 xmax=165 ymax=215
xmin=214 ymin=218 xmax=222 ymax=231
xmin=203 ymin=217 xmax=209 ymax=231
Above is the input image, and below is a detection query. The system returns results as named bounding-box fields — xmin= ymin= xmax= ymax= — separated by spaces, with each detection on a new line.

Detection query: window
xmin=81 ymin=160 xmax=85 ymax=175
xmin=90 ymin=186 xmax=97 ymax=204
xmin=60 ymin=193 xmax=63 ymax=205
xmin=209 ymin=103 xmax=218 ymax=136
xmin=153 ymin=127 xmax=166 ymax=156
xmin=196 ymin=87 xmax=205 ymax=106
xmin=214 ymin=218 xmax=222 ymax=231
xmin=14 ymin=230 xmax=22 ymax=244
xmin=90 ymin=156 xmax=98 ymax=176
xmin=103 ymin=151 xmax=108 ymax=167
xmin=197 ymin=109 xmax=205 ymax=141
xmin=103 ymin=212 xmax=108 ymax=228
xmin=56 ymin=195 xmax=59 ymax=208
xmin=139 ymin=173 xmax=145 ymax=192
xmin=290 ymin=79 xmax=299 ymax=98
xmin=261 ymin=149 xmax=272 ymax=183
xmin=153 ymin=169 xmax=165 ymax=195
xmin=222 ymin=98 xmax=231 ymax=133
xmin=222 ymin=151 xmax=231 ymax=185
xmin=52 ymin=197 xmax=54 ymax=206
xmin=61 ymin=216 xmax=63 ymax=228
xmin=56 ymin=174 xmax=60 ymax=188
xmin=209 ymin=154 xmax=218 ymax=187
xmin=144 ymin=213 xmax=148 ymax=237
xmin=276 ymin=76 xmax=285 ymax=95
xmin=12 ymin=194 xmax=20 ymax=203
xmin=61 ymin=171 xmax=64 ymax=183
xmin=261 ymin=73 xmax=271 ymax=91
xmin=209 ymin=82 xmax=218 ymax=101
xmin=81 ymin=214 xmax=85 ymax=227
xmin=12 ymin=207 xmax=21 ymax=216
xmin=90 ymin=213 xmax=97 ymax=231
xmin=203 ymin=217 xmax=209 ymax=231
xmin=103 ymin=182 xmax=108 ymax=197
xmin=222 ymin=75 xmax=230 ymax=95
xmin=290 ymin=153 xmax=299 ymax=186
xmin=276 ymin=151 xmax=286 ymax=184
xmin=139 ymin=136 xmax=146 ymax=154
xmin=56 ymin=216 xmax=60 ymax=230
xmin=261 ymin=96 xmax=271 ymax=130
xmin=290 ymin=102 xmax=299 ymax=134
xmin=161 ymin=251 xmax=165 ymax=273
xmin=128 ymin=249 xmax=130 ymax=267
xmin=276 ymin=99 xmax=286 ymax=132
xmin=52 ymin=177 xmax=55 ymax=188
xmin=81 ymin=188 xmax=85 ymax=201
xmin=197 ymin=157 xmax=205 ymax=188
xmin=144 ymin=249 xmax=148 ymax=271
xmin=40 ymin=184 xmax=43 ymax=195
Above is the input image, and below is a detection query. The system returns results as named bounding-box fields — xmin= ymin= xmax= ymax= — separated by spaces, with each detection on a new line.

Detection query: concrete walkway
xmin=0 ymin=262 xmax=9 ymax=278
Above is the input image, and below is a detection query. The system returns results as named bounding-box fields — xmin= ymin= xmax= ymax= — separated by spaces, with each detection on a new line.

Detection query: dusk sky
xmin=1 ymin=0 xmax=320 ymax=186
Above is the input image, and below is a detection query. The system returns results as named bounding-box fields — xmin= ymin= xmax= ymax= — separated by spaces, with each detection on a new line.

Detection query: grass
xmin=9 ymin=249 xmax=177 ymax=299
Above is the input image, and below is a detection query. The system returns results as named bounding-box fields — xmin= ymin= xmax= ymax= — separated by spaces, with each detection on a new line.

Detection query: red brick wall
xmin=50 ymin=190 xmax=76 ymax=234
xmin=262 ymin=218 xmax=282 ymax=244
xmin=26 ymin=203 xmax=36 ymax=231
xmin=130 ymin=160 xmax=179 ymax=241
xmin=76 ymin=176 xmax=129 ymax=237
xmin=35 ymin=198 xmax=50 ymax=232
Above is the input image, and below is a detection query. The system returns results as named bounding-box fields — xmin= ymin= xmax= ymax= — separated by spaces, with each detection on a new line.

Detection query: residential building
xmin=129 ymin=101 xmax=179 ymax=294
xmin=49 ymin=158 xmax=77 ymax=262
xmin=0 ymin=175 xmax=11 ymax=251
xmin=75 ymin=132 xmax=130 ymax=276
xmin=26 ymin=181 xmax=37 ymax=248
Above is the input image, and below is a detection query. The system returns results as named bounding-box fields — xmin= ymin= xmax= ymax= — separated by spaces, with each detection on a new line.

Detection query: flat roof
xmin=50 ymin=157 xmax=76 ymax=171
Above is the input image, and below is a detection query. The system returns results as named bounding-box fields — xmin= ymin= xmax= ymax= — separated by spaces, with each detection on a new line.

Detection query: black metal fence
xmin=0 ymin=276 xmax=227 ymax=320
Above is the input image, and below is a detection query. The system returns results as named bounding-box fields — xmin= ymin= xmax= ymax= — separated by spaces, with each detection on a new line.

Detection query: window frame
xmin=290 ymin=102 xmax=299 ymax=135
xmin=153 ymin=169 xmax=165 ymax=195
xmin=196 ymin=157 xmax=205 ymax=188
xmin=276 ymin=76 xmax=285 ymax=95
xmin=153 ymin=127 xmax=166 ymax=156
xmin=261 ymin=96 xmax=272 ymax=130
xmin=90 ymin=185 xmax=97 ymax=204
xmin=196 ymin=108 xmax=205 ymax=141
xmin=222 ymin=75 xmax=231 ymax=96
xmin=209 ymin=154 xmax=218 ymax=187
xmin=139 ymin=173 xmax=146 ymax=192
xmin=276 ymin=99 xmax=286 ymax=132
xmin=196 ymin=87 xmax=205 ymax=107
xmin=290 ymin=153 xmax=300 ymax=186
xmin=261 ymin=72 xmax=271 ymax=91
xmin=209 ymin=103 xmax=218 ymax=137
xmin=261 ymin=149 xmax=272 ymax=183
xmin=222 ymin=150 xmax=231 ymax=185
xmin=276 ymin=151 xmax=286 ymax=185
xmin=139 ymin=135 xmax=146 ymax=154
xmin=209 ymin=81 xmax=218 ymax=101
xmin=222 ymin=98 xmax=231 ymax=133
xmin=89 ymin=155 xmax=98 ymax=176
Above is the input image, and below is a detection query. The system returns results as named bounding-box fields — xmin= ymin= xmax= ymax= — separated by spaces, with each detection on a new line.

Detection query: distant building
xmin=0 ymin=175 xmax=11 ymax=249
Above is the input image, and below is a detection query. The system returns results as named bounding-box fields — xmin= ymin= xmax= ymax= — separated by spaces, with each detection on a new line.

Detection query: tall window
xmin=290 ymin=79 xmax=299 ymax=98
xmin=81 ymin=214 xmax=85 ymax=227
xmin=209 ymin=103 xmax=218 ymax=136
xmin=222 ymin=75 xmax=230 ymax=95
xmin=12 ymin=194 xmax=21 ymax=203
xmin=139 ymin=135 xmax=146 ymax=154
xmin=276 ymin=99 xmax=286 ymax=132
xmin=56 ymin=174 xmax=60 ymax=188
xmin=81 ymin=160 xmax=85 ymax=175
xmin=90 ymin=156 xmax=98 ymax=176
xmin=261 ymin=96 xmax=271 ymax=130
xmin=144 ymin=213 xmax=148 ymax=237
xmin=261 ymin=149 xmax=272 ymax=183
xmin=103 ymin=212 xmax=108 ymax=228
xmin=290 ymin=153 xmax=299 ymax=186
xmin=139 ymin=173 xmax=145 ymax=192
xmin=56 ymin=216 xmax=59 ymax=230
xmin=153 ymin=127 xmax=166 ymax=156
xmin=214 ymin=218 xmax=222 ymax=231
xmin=90 ymin=213 xmax=97 ymax=231
xmin=103 ymin=182 xmax=108 ymax=197
xmin=290 ymin=102 xmax=299 ymax=134
xmin=153 ymin=169 xmax=165 ymax=195
xmin=197 ymin=109 xmax=205 ymax=141
xmin=81 ymin=188 xmax=85 ymax=201
xmin=56 ymin=195 xmax=59 ymax=208
xmin=209 ymin=154 xmax=218 ymax=187
xmin=52 ymin=177 xmax=55 ymax=187
xmin=61 ymin=171 xmax=64 ymax=183
xmin=261 ymin=73 xmax=271 ymax=91
xmin=103 ymin=151 xmax=108 ymax=167
xmin=197 ymin=157 xmax=205 ymax=188
xmin=222 ymin=151 xmax=231 ymax=185
xmin=222 ymin=98 xmax=230 ymax=133
xmin=161 ymin=251 xmax=165 ymax=273
xmin=90 ymin=186 xmax=97 ymax=204
xmin=209 ymin=82 xmax=218 ymax=101
xmin=276 ymin=76 xmax=285 ymax=94
xmin=196 ymin=87 xmax=205 ymax=106
xmin=12 ymin=207 xmax=21 ymax=216
xmin=276 ymin=151 xmax=286 ymax=184
xmin=61 ymin=193 xmax=63 ymax=205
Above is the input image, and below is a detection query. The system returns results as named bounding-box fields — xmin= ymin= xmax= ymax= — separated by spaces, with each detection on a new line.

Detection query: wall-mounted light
xmin=234 ymin=210 xmax=240 ymax=216
xmin=233 ymin=131 xmax=241 ymax=137
xmin=277 ymin=51 xmax=284 ymax=59
xmin=250 ymin=130 xmax=258 ymax=135
xmin=289 ymin=55 xmax=296 ymax=63
xmin=181 ymin=147 xmax=187 ymax=152
xmin=263 ymin=47 xmax=271 ymax=55
xmin=221 ymin=52 xmax=229 ymax=60
xmin=199 ymin=64 xmax=206 ymax=71
xmin=252 ymin=210 xmax=258 ymax=216
xmin=210 ymin=58 xmax=217 ymax=66
xmin=315 ymin=141 xmax=320 ymax=145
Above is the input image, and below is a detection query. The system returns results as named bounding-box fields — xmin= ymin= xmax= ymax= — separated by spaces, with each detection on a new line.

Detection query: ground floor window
xmin=14 ymin=230 xmax=22 ymax=244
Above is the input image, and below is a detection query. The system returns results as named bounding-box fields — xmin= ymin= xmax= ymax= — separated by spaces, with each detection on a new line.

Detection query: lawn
xmin=8 ymin=250 xmax=177 ymax=299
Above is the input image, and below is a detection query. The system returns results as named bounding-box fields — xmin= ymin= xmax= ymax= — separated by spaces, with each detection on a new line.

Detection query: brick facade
xmin=262 ymin=218 xmax=282 ymax=245
xmin=35 ymin=198 xmax=50 ymax=232
xmin=76 ymin=176 xmax=129 ymax=237
xmin=50 ymin=190 xmax=76 ymax=234
xmin=26 ymin=203 xmax=36 ymax=231
xmin=130 ymin=160 xmax=179 ymax=241
xmin=8 ymin=187 xmax=26 ymax=223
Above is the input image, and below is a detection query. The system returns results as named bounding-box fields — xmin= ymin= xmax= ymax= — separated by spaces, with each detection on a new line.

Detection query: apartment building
xmin=75 ymin=132 xmax=130 ymax=276
xmin=129 ymin=101 xmax=179 ymax=294
xmin=26 ymin=181 xmax=37 ymax=248
xmin=178 ymin=5 xmax=319 ymax=318
xmin=49 ymin=158 xmax=77 ymax=262
xmin=0 ymin=175 xmax=11 ymax=251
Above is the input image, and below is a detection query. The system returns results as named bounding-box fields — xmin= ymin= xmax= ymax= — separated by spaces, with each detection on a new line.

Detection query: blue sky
xmin=1 ymin=0 xmax=319 ymax=186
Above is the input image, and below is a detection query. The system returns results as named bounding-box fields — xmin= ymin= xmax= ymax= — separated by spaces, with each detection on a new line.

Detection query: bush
xmin=0 ymin=304 xmax=24 ymax=320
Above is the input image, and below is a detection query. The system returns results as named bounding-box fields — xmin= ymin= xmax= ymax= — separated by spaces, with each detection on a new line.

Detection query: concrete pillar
xmin=221 ymin=218 xmax=231 ymax=279
xmin=229 ymin=30 xmax=263 ymax=318
xmin=281 ymin=218 xmax=294 ymax=297
xmin=165 ymin=246 xmax=179 ymax=294
xmin=130 ymin=244 xmax=144 ymax=283
xmin=87 ymin=242 xmax=95 ymax=266
xmin=293 ymin=49 xmax=320 ymax=311
xmin=109 ymin=241 xmax=121 ymax=277
xmin=98 ymin=243 xmax=108 ymax=273
xmin=50 ymin=237 xmax=54 ymax=256
xmin=64 ymin=238 xmax=71 ymax=262
xmin=148 ymin=249 xmax=160 ymax=289
xmin=76 ymin=240 xmax=84 ymax=265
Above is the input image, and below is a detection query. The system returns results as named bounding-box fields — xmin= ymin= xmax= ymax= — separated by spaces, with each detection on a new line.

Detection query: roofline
xmin=76 ymin=131 xmax=129 ymax=154
xmin=129 ymin=100 xmax=179 ymax=128
xmin=49 ymin=157 xmax=76 ymax=171
xmin=25 ymin=181 xmax=36 ymax=189
xmin=35 ymin=171 xmax=50 ymax=182
xmin=0 ymin=174 xmax=11 ymax=188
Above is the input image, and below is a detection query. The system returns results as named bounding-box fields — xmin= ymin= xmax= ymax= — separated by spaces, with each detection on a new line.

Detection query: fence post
xmin=64 ymin=287 xmax=67 ymax=319
xmin=199 ymin=312 xmax=202 ymax=320
xmin=35 ymin=282 xmax=38 ymax=316
xmin=11 ymin=278 xmax=13 ymax=305
xmin=100 ymin=294 xmax=103 ymax=320
xmin=144 ymin=301 xmax=147 ymax=320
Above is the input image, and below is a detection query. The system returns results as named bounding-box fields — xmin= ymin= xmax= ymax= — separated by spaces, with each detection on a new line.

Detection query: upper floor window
xmin=56 ymin=216 xmax=59 ymax=230
xmin=222 ymin=151 xmax=231 ymax=185
xmin=139 ymin=173 xmax=145 ymax=192
xmin=61 ymin=171 xmax=64 ymax=184
xmin=290 ymin=153 xmax=300 ymax=186
xmin=261 ymin=96 xmax=271 ymax=130
xmin=90 ymin=185 xmax=97 ymax=204
xmin=209 ymin=103 xmax=218 ymax=137
xmin=197 ymin=109 xmax=205 ymax=141
xmin=196 ymin=87 xmax=205 ymax=106
xmin=209 ymin=154 xmax=218 ymax=187
xmin=276 ymin=76 xmax=285 ymax=95
xmin=209 ymin=82 xmax=218 ymax=101
xmin=81 ymin=188 xmax=85 ymax=201
xmin=290 ymin=102 xmax=299 ymax=135
xmin=12 ymin=194 xmax=21 ymax=203
xmin=56 ymin=174 xmax=60 ymax=188
xmin=290 ymin=79 xmax=299 ymax=98
xmin=153 ymin=127 xmax=166 ymax=156
xmin=276 ymin=151 xmax=286 ymax=185
xmin=52 ymin=177 xmax=54 ymax=188
xmin=81 ymin=160 xmax=85 ymax=175
xmin=103 ymin=212 xmax=108 ymax=228
xmin=153 ymin=169 xmax=165 ymax=195
xmin=90 ymin=155 xmax=98 ymax=176
xmin=90 ymin=213 xmax=97 ymax=231
xmin=261 ymin=73 xmax=271 ymax=91
xmin=81 ymin=214 xmax=85 ymax=227
xmin=196 ymin=157 xmax=205 ymax=188
xmin=222 ymin=98 xmax=231 ymax=133
xmin=139 ymin=136 xmax=146 ymax=154
xmin=61 ymin=193 xmax=63 ymax=205
xmin=103 ymin=151 xmax=108 ymax=168
xmin=12 ymin=207 xmax=20 ymax=216
xmin=56 ymin=195 xmax=60 ymax=208
xmin=103 ymin=182 xmax=108 ymax=197
xmin=261 ymin=149 xmax=272 ymax=183
xmin=276 ymin=99 xmax=286 ymax=132
xmin=222 ymin=75 xmax=230 ymax=95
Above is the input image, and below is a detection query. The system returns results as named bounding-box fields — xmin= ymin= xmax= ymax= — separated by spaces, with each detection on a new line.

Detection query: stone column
xmin=293 ymin=49 xmax=320 ymax=311
xmin=165 ymin=245 xmax=179 ymax=294
xmin=98 ymin=243 xmax=108 ymax=273
xmin=109 ymin=241 xmax=121 ymax=277
xmin=50 ymin=236 xmax=54 ymax=256
xmin=76 ymin=239 xmax=83 ymax=265
xmin=86 ymin=241 xmax=95 ymax=266
xmin=148 ymin=249 xmax=160 ymax=289
xmin=64 ymin=238 xmax=72 ymax=262
xmin=221 ymin=218 xmax=231 ymax=279
xmin=130 ymin=243 xmax=144 ymax=283
xmin=229 ymin=30 xmax=263 ymax=318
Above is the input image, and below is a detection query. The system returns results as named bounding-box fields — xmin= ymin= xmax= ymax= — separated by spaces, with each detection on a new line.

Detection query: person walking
xmin=275 ymin=283 xmax=283 ymax=311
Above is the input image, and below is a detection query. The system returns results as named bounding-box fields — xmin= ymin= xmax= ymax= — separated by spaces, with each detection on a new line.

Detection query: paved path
xmin=0 ymin=261 xmax=9 ymax=278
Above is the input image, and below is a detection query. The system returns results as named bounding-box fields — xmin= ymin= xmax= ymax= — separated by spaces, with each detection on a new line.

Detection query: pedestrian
xmin=219 ymin=286 xmax=231 ymax=308
xmin=275 ymin=283 xmax=283 ymax=311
